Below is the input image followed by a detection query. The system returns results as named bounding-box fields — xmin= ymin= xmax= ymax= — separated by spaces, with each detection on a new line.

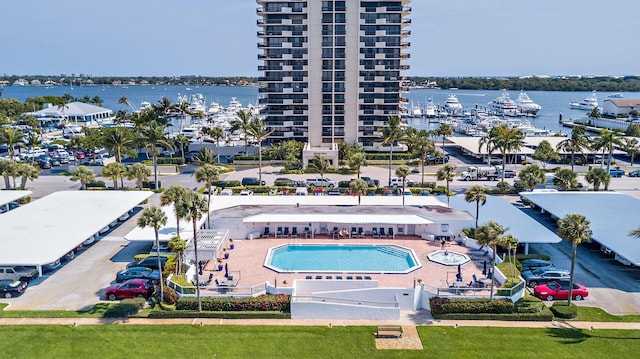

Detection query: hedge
xmin=104 ymin=298 xmax=146 ymax=318
xmin=157 ymin=157 xmax=185 ymax=165
xmin=551 ymin=302 xmax=578 ymax=319
xmin=86 ymin=181 xmax=106 ymax=188
xmin=176 ymin=295 xmax=291 ymax=312
xmin=365 ymin=153 xmax=415 ymax=161
xmin=429 ymin=297 xmax=515 ymax=314
xmin=147 ymin=310 xmax=291 ymax=319
xmin=212 ymin=180 xmax=241 ymax=187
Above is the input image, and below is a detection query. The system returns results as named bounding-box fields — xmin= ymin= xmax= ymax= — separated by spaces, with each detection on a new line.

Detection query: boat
xmin=424 ymin=98 xmax=437 ymax=118
xmin=444 ymin=94 xmax=463 ymax=115
xmin=514 ymin=90 xmax=542 ymax=116
xmin=607 ymin=93 xmax=624 ymax=98
xmin=488 ymin=89 xmax=519 ymax=117
xmin=569 ymin=90 xmax=598 ymax=110
xmin=410 ymin=101 xmax=423 ymax=117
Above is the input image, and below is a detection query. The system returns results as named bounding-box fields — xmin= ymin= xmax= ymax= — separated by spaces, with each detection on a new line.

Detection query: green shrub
xmin=86 ymin=181 xmax=106 ymax=188
xmin=148 ymin=310 xmax=290 ymax=319
xmin=163 ymin=285 xmax=178 ymax=305
xmin=429 ymin=297 xmax=515 ymax=315
xmin=176 ymin=295 xmax=291 ymax=312
xmin=104 ymin=298 xmax=146 ymax=318
xmin=364 ymin=153 xmax=414 ymax=161
xmin=17 ymin=196 xmax=31 ymax=204
xmin=550 ymin=302 xmax=578 ymax=319
xmin=212 ymin=180 xmax=241 ymax=187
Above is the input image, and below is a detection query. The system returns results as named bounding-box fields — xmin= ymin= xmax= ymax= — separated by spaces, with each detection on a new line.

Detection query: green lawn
xmin=576 ymin=306 xmax=640 ymax=322
xmin=0 ymin=303 xmax=110 ymax=318
xmin=0 ymin=325 xmax=638 ymax=358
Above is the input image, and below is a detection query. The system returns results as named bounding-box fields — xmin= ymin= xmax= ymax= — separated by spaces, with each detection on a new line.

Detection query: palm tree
xmin=498 ymin=234 xmax=519 ymax=279
xmin=194 ymin=164 xmax=219 ymax=229
xmin=174 ymin=134 xmax=190 ymax=160
xmin=102 ymin=162 xmax=127 ymax=189
xmin=168 ymin=235 xmax=187 ymax=275
xmin=309 ymin=155 xmax=330 ymax=179
xmin=395 ymin=165 xmax=411 ymax=206
xmin=349 ymin=178 xmax=368 ymax=205
xmin=436 ymin=164 xmax=456 ymax=207
xmin=629 ymin=228 xmax=640 ymax=238
xmin=160 ymin=185 xmax=189 ymax=235
xmin=194 ymin=147 xmax=216 ymax=165
xmin=476 ymin=220 xmax=504 ymax=300
xmin=246 ymin=117 xmax=274 ymax=184
xmin=517 ymin=165 xmax=546 ymax=191
xmin=348 ymin=152 xmax=367 ymax=179
xmin=0 ymin=159 xmax=16 ymax=189
xmin=127 ymin=163 xmax=151 ymax=190
xmin=154 ymin=96 xmax=175 ymax=122
xmin=557 ymin=213 xmax=592 ymax=305
xmin=465 ymin=185 xmax=487 ymax=240
xmin=406 ymin=129 xmax=435 ymax=185
xmin=434 ymin=123 xmax=453 ymax=150
xmin=57 ymin=99 xmax=70 ymax=125
xmin=174 ymin=99 xmax=192 ymax=132
xmin=208 ymin=126 xmax=225 ymax=163
xmin=15 ymin=162 xmax=39 ymax=190
xmin=71 ymin=166 xmax=96 ymax=190
xmin=490 ymin=124 xmax=525 ymax=181
xmin=621 ymin=137 xmax=639 ymax=166
xmin=556 ymin=125 xmax=588 ymax=172
xmin=585 ymin=167 xmax=610 ymax=191
xmin=103 ymin=127 xmax=135 ymax=163
xmin=25 ymin=132 xmax=42 ymax=152
xmin=138 ymin=121 xmax=173 ymax=190
xmin=532 ymin=140 xmax=560 ymax=169
xmin=137 ymin=207 xmax=168 ymax=302
xmin=231 ymin=109 xmax=254 ymax=155
xmin=178 ymin=191 xmax=209 ymax=312
xmin=553 ymin=168 xmax=578 ymax=191
xmin=380 ymin=115 xmax=404 ymax=187
xmin=0 ymin=127 xmax=25 ymax=160
xmin=595 ymin=129 xmax=623 ymax=190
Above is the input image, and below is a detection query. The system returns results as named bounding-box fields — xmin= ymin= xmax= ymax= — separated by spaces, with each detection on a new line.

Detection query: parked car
xmin=390 ymin=177 xmax=415 ymax=188
xmin=328 ymin=188 xmax=341 ymax=196
xmin=0 ymin=266 xmax=39 ymax=282
xmin=628 ymin=169 xmax=640 ymax=177
xmin=274 ymin=177 xmax=297 ymax=187
xmin=0 ymin=279 xmax=28 ymax=298
xmin=75 ymin=151 xmax=86 ymax=160
xmin=42 ymin=259 xmax=61 ymax=273
xmin=501 ymin=169 xmax=516 ymax=178
xmin=534 ymin=280 xmax=589 ymax=301
xmin=126 ymin=256 xmax=169 ymax=270
xmin=118 ymin=213 xmax=130 ymax=221
xmin=427 ymin=154 xmax=450 ymax=164
xmin=520 ymin=258 xmax=554 ymax=271
xmin=220 ymin=188 xmax=234 ymax=196
xmin=115 ymin=267 xmax=161 ymax=283
xmin=360 ymin=176 xmax=379 ymax=187
xmin=104 ymin=278 xmax=154 ymax=300
xmin=241 ymin=177 xmax=266 ymax=186
xmin=239 ymin=189 xmax=254 ymax=196
xmin=522 ymin=268 xmax=570 ymax=287
xmin=609 ymin=168 xmax=625 ymax=178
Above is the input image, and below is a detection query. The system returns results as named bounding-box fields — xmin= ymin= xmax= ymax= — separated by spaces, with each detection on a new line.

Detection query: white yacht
xmin=570 ymin=91 xmax=599 ymax=110
xmin=514 ymin=90 xmax=542 ymax=116
xmin=410 ymin=101 xmax=423 ymax=117
xmin=444 ymin=94 xmax=463 ymax=115
xmin=488 ymin=89 xmax=519 ymax=117
xmin=424 ymin=97 xmax=437 ymax=118
xmin=226 ymin=97 xmax=243 ymax=114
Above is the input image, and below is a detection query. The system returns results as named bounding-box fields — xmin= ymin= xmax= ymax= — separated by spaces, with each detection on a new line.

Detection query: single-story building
xmin=24 ymin=102 xmax=114 ymax=127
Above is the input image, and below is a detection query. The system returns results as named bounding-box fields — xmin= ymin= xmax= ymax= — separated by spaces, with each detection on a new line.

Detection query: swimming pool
xmin=264 ymin=244 xmax=422 ymax=273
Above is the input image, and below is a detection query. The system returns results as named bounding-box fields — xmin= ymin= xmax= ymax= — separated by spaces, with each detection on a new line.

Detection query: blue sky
xmin=1 ymin=0 xmax=638 ymax=77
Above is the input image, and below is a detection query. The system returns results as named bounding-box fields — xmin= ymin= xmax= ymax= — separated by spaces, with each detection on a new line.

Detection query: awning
xmin=243 ymin=214 xmax=433 ymax=225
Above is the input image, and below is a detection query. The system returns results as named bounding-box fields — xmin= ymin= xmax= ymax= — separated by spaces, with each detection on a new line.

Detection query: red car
xmin=75 ymin=151 xmax=86 ymax=159
xmin=534 ymin=280 xmax=589 ymax=301
xmin=104 ymin=278 xmax=154 ymax=301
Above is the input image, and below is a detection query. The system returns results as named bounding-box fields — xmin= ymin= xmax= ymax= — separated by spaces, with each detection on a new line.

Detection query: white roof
xmin=446 ymin=194 xmax=563 ymax=244
xmin=0 ymin=191 xmax=153 ymax=266
xmin=124 ymin=204 xmax=208 ymax=242
xmin=520 ymin=191 xmax=640 ymax=265
xmin=243 ymin=213 xmax=434 ymax=225
xmin=26 ymin=101 xmax=113 ymax=117
xmin=0 ymin=190 xmax=32 ymax=206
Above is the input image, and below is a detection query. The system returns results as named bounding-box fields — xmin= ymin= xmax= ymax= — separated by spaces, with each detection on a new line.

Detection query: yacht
xmin=488 ymin=89 xmax=518 ymax=117
xmin=444 ymin=94 xmax=463 ymax=115
xmin=424 ymin=98 xmax=437 ymax=118
xmin=514 ymin=90 xmax=542 ymax=116
xmin=226 ymin=97 xmax=243 ymax=114
xmin=410 ymin=101 xmax=423 ymax=117
xmin=570 ymin=90 xmax=598 ymax=110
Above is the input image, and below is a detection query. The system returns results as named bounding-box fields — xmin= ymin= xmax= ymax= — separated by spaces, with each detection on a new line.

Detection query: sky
xmin=1 ymin=0 xmax=638 ymax=77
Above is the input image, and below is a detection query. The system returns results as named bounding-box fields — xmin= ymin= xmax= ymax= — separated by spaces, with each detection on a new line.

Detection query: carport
xmin=0 ymin=190 xmax=31 ymax=212
xmin=0 ymin=190 xmax=153 ymax=275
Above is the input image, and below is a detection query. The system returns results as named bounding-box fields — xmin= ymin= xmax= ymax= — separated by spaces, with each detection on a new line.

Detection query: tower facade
xmin=257 ymin=0 xmax=411 ymax=150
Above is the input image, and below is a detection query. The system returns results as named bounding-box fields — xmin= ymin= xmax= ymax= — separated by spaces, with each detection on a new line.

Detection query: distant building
xmin=24 ymin=102 xmax=114 ymax=127
xmin=603 ymin=98 xmax=640 ymax=117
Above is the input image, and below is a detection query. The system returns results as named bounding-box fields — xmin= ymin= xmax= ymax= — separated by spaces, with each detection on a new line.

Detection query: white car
xmin=118 ymin=213 xmax=130 ymax=221
xmin=99 ymin=226 xmax=110 ymax=234
xmin=239 ymin=190 xmax=254 ymax=196
xmin=220 ymin=188 xmax=234 ymax=196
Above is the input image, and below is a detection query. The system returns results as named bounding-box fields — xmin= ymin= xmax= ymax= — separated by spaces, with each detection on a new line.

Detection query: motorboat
xmin=444 ymin=94 xmax=463 ymax=115
xmin=569 ymin=90 xmax=598 ymax=110
xmin=424 ymin=97 xmax=437 ymax=118
xmin=607 ymin=93 xmax=624 ymax=98
xmin=514 ymin=90 xmax=542 ymax=116
xmin=410 ymin=101 xmax=423 ymax=117
xmin=488 ymin=90 xmax=519 ymax=117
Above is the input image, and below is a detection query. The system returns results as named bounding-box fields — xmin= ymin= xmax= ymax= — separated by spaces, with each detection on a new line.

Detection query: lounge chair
xmin=388 ymin=228 xmax=394 ymax=239
xmin=262 ymin=227 xmax=270 ymax=238
xmin=215 ymin=279 xmax=220 ymax=286
xmin=283 ymin=227 xmax=290 ymax=237
xmin=351 ymin=227 xmax=357 ymax=238
xmin=326 ymin=275 xmax=333 ymax=280
xmin=379 ymin=228 xmax=386 ymax=238
xmin=372 ymin=228 xmax=379 ymax=238
xmin=336 ymin=276 xmax=343 ymax=280
xmin=358 ymin=227 xmax=364 ymax=238
xmin=315 ymin=275 xmax=322 ymax=280
xmin=346 ymin=276 xmax=353 ymax=280
xmin=305 ymin=275 xmax=312 ymax=280
xmin=291 ymin=227 xmax=298 ymax=238
xmin=356 ymin=275 xmax=363 ymax=280
xmin=276 ymin=227 xmax=283 ymax=238
xmin=364 ymin=276 xmax=372 ymax=280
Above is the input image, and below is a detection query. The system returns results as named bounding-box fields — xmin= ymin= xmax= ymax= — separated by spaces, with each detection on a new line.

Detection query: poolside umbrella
xmin=224 ymin=263 xmax=229 ymax=278
xmin=482 ymin=260 xmax=487 ymax=275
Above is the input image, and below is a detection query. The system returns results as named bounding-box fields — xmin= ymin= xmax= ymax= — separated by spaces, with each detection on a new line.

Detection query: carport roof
xmin=520 ymin=191 xmax=640 ymax=266
xmin=243 ymin=213 xmax=434 ymax=225
xmin=0 ymin=190 xmax=32 ymax=206
xmin=0 ymin=191 xmax=153 ymax=266
xmin=446 ymin=194 xmax=564 ymax=245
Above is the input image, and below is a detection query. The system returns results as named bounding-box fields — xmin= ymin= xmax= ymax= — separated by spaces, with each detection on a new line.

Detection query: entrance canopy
xmin=243 ymin=213 xmax=434 ymax=225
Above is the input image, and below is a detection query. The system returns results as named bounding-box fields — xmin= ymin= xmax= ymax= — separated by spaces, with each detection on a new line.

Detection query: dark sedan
xmin=116 ymin=267 xmax=161 ymax=283
xmin=522 ymin=268 xmax=570 ymax=287
xmin=126 ymin=256 xmax=168 ymax=270
xmin=520 ymin=258 xmax=554 ymax=271
xmin=0 ymin=279 xmax=28 ymax=298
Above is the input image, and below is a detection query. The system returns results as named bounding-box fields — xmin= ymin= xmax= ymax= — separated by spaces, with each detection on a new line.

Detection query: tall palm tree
xmin=585 ymin=167 xmax=610 ymax=191
xmin=380 ymin=115 xmax=404 ymax=187
xmin=71 ymin=166 xmax=96 ymax=190
xmin=621 ymin=137 xmax=639 ymax=166
xmin=103 ymin=127 xmax=135 ymax=163
xmin=557 ymin=213 xmax=592 ymax=305
xmin=349 ymin=178 xmax=368 ymax=205
xmin=138 ymin=121 xmax=173 ymax=190
xmin=406 ymin=129 xmax=435 ymax=185
xmin=137 ymin=207 xmax=168 ymax=302
xmin=489 ymin=124 xmax=525 ymax=181
xmin=476 ymin=220 xmax=505 ymax=300
xmin=517 ymin=165 xmax=546 ymax=191
xmin=435 ymin=123 xmax=453 ymax=150
xmin=15 ymin=162 xmax=39 ymax=190
xmin=127 ymin=163 xmax=151 ymax=190
xmin=465 ymin=185 xmax=487 ymax=240
xmin=194 ymin=147 xmax=216 ymax=165
xmin=102 ymin=162 xmax=127 ymax=189
xmin=194 ymin=164 xmax=219 ymax=229
xmin=208 ymin=126 xmax=225 ymax=163
xmin=309 ymin=155 xmax=330 ymax=179
xmin=436 ymin=164 xmax=456 ymax=207
xmin=232 ymin=109 xmax=254 ymax=155
xmin=246 ymin=117 xmax=274 ymax=184
xmin=174 ymin=134 xmax=190 ymax=160
xmin=168 ymin=235 xmax=187 ymax=275
xmin=395 ymin=165 xmax=411 ymax=206
xmin=175 ymin=99 xmax=192 ymax=132
xmin=0 ymin=159 xmax=16 ymax=189
xmin=160 ymin=185 xmax=189 ymax=235
xmin=178 ymin=191 xmax=209 ymax=312
xmin=0 ymin=127 xmax=25 ymax=160
xmin=25 ymin=132 xmax=41 ymax=152
xmin=348 ymin=152 xmax=368 ymax=179
xmin=595 ymin=129 xmax=623 ymax=190
xmin=154 ymin=96 xmax=175 ymax=123
xmin=498 ymin=234 xmax=519 ymax=279
xmin=57 ymin=99 xmax=70 ymax=125
xmin=556 ymin=125 xmax=588 ymax=172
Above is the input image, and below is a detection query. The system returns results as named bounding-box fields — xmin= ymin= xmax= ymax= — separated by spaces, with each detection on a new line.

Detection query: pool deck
xmin=202 ymin=235 xmax=490 ymax=290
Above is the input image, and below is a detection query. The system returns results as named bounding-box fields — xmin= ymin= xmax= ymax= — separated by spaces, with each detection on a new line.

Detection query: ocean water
xmin=3 ymin=85 xmax=639 ymax=134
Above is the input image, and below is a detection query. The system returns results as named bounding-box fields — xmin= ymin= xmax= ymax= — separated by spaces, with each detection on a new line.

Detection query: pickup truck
xmin=609 ymin=168 xmax=625 ymax=178
xmin=305 ymin=177 xmax=337 ymax=188
xmin=0 ymin=266 xmax=39 ymax=282
xmin=390 ymin=177 xmax=415 ymax=188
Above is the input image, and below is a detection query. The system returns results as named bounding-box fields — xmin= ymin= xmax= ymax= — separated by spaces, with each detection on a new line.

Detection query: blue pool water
xmin=265 ymin=244 xmax=421 ymax=273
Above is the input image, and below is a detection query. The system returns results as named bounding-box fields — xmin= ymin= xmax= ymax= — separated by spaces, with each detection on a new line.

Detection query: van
xmin=295 ymin=187 xmax=308 ymax=196
xmin=241 ymin=177 xmax=266 ymax=186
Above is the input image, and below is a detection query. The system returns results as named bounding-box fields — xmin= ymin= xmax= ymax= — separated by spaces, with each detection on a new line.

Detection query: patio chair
xmin=364 ymin=276 xmax=372 ymax=280
xmin=346 ymin=276 xmax=353 ymax=280
xmin=388 ymin=228 xmax=394 ymax=239
xmin=262 ymin=227 xmax=270 ymax=238
xmin=358 ymin=227 xmax=364 ymax=238
xmin=283 ymin=227 xmax=290 ymax=237
xmin=291 ymin=227 xmax=298 ymax=238
xmin=356 ymin=275 xmax=363 ymax=280
xmin=372 ymin=228 xmax=379 ymax=238
xmin=315 ymin=275 xmax=322 ymax=280
xmin=379 ymin=228 xmax=386 ymax=238
xmin=326 ymin=275 xmax=333 ymax=280
xmin=276 ymin=227 xmax=283 ymax=238
xmin=305 ymin=275 xmax=312 ymax=280
xmin=351 ymin=227 xmax=357 ymax=237
xmin=336 ymin=276 xmax=343 ymax=280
